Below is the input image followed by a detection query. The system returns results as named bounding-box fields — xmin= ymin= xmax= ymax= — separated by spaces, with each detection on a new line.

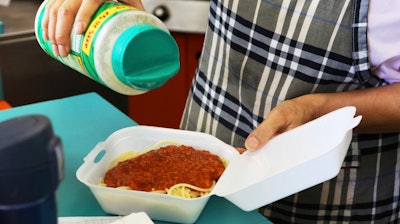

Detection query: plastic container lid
xmin=212 ymin=106 xmax=362 ymax=211
xmin=0 ymin=115 xmax=54 ymax=170
xmin=0 ymin=115 xmax=63 ymax=204
xmin=112 ymin=24 xmax=180 ymax=91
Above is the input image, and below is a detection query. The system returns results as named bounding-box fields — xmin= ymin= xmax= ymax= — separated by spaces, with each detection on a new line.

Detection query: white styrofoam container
xmin=76 ymin=106 xmax=361 ymax=223
xmin=76 ymin=125 xmax=239 ymax=224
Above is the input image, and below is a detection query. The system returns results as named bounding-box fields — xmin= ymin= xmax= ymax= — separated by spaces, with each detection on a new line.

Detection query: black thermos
xmin=0 ymin=115 xmax=64 ymax=224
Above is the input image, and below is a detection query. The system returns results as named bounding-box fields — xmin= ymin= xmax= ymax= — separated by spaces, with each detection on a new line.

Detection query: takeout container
xmin=76 ymin=106 xmax=361 ymax=223
xmin=76 ymin=125 xmax=239 ymax=224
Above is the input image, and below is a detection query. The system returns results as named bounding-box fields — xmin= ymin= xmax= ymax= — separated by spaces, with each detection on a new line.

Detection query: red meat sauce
xmin=103 ymin=145 xmax=226 ymax=192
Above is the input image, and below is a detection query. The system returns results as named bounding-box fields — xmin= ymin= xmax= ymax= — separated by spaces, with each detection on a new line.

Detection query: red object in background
xmin=0 ymin=100 xmax=11 ymax=110
xmin=128 ymin=33 xmax=204 ymax=128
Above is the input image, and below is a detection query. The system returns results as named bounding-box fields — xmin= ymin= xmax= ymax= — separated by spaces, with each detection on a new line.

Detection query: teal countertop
xmin=0 ymin=92 xmax=271 ymax=224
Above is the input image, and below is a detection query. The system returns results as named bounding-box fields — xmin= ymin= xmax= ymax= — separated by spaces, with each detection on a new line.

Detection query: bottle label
xmin=79 ymin=2 xmax=136 ymax=83
xmin=82 ymin=4 xmax=134 ymax=56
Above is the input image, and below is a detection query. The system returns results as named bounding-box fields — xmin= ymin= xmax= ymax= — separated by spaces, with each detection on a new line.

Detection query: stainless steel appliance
xmin=142 ymin=0 xmax=209 ymax=33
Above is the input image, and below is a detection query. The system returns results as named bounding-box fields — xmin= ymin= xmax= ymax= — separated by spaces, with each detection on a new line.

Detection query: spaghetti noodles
xmin=101 ymin=144 xmax=226 ymax=198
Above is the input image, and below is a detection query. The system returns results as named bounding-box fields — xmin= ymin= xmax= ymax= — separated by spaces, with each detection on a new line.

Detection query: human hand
xmin=243 ymin=83 xmax=400 ymax=151
xmin=41 ymin=0 xmax=145 ymax=57
xmin=235 ymin=147 xmax=246 ymax=154
xmin=244 ymin=95 xmax=321 ymax=151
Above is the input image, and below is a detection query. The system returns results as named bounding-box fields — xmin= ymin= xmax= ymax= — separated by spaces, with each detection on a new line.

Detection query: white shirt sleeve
xmin=367 ymin=0 xmax=400 ymax=83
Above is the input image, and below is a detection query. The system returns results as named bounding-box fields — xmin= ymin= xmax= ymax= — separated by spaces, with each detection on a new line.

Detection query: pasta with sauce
xmin=100 ymin=143 xmax=227 ymax=199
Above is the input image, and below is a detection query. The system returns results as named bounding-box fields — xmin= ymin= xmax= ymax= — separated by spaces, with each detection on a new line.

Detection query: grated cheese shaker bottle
xmin=34 ymin=0 xmax=180 ymax=95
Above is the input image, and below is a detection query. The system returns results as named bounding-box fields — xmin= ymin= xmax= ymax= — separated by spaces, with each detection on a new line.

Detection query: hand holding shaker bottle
xmin=35 ymin=0 xmax=180 ymax=95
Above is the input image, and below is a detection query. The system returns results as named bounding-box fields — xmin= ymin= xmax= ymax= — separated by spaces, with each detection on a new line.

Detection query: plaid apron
xmin=180 ymin=0 xmax=400 ymax=222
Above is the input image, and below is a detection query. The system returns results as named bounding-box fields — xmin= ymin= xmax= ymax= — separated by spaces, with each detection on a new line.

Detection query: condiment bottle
xmin=34 ymin=0 xmax=180 ymax=95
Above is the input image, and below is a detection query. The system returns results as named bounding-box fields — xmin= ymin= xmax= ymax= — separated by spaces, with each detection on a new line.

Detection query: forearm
xmin=300 ymin=83 xmax=400 ymax=134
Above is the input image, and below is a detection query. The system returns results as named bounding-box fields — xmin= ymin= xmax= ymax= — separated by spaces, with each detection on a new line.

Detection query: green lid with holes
xmin=112 ymin=24 xmax=180 ymax=91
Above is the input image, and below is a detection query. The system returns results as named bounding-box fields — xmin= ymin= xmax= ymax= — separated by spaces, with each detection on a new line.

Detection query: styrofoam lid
xmin=212 ymin=106 xmax=362 ymax=211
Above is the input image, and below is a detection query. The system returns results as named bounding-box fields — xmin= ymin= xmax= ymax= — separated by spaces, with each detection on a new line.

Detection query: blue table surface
xmin=0 ymin=93 xmax=271 ymax=224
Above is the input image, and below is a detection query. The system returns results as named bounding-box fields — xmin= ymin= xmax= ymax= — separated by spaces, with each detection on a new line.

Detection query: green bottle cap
xmin=0 ymin=21 xmax=4 ymax=34
xmin=112 ymin=24 xmax=180 ymax=91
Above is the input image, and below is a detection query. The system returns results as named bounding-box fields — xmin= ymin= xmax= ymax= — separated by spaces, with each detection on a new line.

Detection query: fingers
xmin=41 ymin=0 xmax=105 ymax=57
xmin=74 ymin=0 xmax=145 ymax=34
xmin=235 ymin=147 xmax=247 ymax=154
xmin=244 ymin=99 xmax=315 ymax=151
xmin=41 ymin=0 xmax=144 ymax=58
xmin=42 ymin=0 xmax=63 ymax=42
xmin=55 ymin=0 xmax=84 ymax=56
xmin=74 ymin=0 xmax=106 ymax=34
xmin=244 ymin=113 xmax=287 ymax=151
xmin=41 ymin=0 xmax=83 ymax=57
xmin=121 ymin=0 xmax=145 ymax=10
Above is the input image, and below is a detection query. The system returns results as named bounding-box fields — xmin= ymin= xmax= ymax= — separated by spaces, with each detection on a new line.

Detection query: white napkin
xmin=59 ymin=212 xmax=154 ymax=224
xmin=111 ymin=212 xmax=153 ymax=224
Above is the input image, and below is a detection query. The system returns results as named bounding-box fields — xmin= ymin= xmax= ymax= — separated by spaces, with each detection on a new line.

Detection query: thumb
xmin=121 ymin=0 xmax=145 ymax=10
xmin=244 ymin=128 xmax=275 ymax=151
xmin=73 ymin=0 xmax=105 ymax=34
xmin=244 ymin=114 xmax=291 ymax=151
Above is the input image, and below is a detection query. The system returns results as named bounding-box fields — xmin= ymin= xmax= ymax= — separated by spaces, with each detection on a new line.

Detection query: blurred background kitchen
xmin=0 ymin=0 xmax=208 ymax=128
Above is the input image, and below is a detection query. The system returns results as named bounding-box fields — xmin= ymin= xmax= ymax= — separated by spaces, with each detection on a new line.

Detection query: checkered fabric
xmin=180 ymin=0 xmax=400 ymax=223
